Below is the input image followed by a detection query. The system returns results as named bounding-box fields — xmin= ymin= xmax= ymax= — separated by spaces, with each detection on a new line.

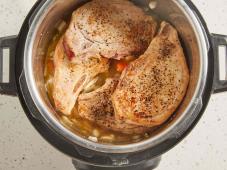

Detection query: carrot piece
xmin=116 ymin=61 xmax=128 ymax=72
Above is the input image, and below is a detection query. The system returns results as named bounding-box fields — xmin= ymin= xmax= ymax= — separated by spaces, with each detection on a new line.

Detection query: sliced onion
xmin=45 ymin=78 xmax=53 ymax=87
xmin=125 ymin=56 xmax=136 ymax=62
xmin=144 ymin=133 xmax=149 ymax=138
xmin=132 ymin=135 xmax=141 ymax=140
xmin=83 ymin=77 xmax=99 ymax=93
xmin=149 ymin=0 xmax=157 ymax=9
xmin=61 ymin=116 xmax=73 ymax=127
xmin=92 ymin=129 xmax=100 ymax=137
xmin=57 ymin=20 xmax=67 ymax=33
xmin=88 ymin=136 xmax=98 ymax=142
xmin=100 ymin=134 xmax=115 ymax=142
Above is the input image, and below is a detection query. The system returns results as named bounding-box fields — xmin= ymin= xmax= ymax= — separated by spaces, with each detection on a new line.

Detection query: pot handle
xmin=211 ymin=34 xmax=227 ymax=93
xmin=0 ymin=36 xmax=18 ymax=96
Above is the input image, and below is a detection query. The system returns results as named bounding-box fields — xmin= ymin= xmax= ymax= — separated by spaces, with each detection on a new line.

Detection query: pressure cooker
xmin=0 ymin=0 xmax=227 ymax=169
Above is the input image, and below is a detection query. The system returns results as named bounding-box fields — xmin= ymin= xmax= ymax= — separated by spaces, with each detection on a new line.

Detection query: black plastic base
xmin=72 ymin=157 xmax=161 ymax=170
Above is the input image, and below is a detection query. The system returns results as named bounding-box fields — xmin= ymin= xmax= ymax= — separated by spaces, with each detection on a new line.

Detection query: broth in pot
xmin=44 ymin=0 xmax=189 ymax=145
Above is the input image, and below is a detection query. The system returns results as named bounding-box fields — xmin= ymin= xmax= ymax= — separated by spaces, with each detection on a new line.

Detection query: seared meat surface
xmin=50 ymin=0 xmax=189 ymax=137
xmin=52 ymin=0 xmax=157 ymax=117
xmin=64 ymin=0 xmax=157 ymax=60
xmin=53 ymin=38 xmax=109 ymax=115
xmin=112 ymin=22 xmax=189 ymax=127
xmin=78 ymin=78 xmax=150 ymax=134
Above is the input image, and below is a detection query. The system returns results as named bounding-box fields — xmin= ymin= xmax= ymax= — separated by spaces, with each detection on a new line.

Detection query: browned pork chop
xmin=64 ymin=0 xmax=157 ymax=60
xmin=53 ymin=38 xmax=109 ymax=115
xmin=112 ymin=22 xmax=189 ymax=127
xmin=78 ymin=78 xmax=150 ymax=134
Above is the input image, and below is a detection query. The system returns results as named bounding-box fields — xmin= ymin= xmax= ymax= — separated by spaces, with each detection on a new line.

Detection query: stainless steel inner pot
xmin=23 ymin=0 xmax=209 ymax=153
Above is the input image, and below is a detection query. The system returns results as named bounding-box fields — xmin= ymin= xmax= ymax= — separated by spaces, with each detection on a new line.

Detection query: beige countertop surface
xmin=0 ymin=0 xmax=227 ymax=170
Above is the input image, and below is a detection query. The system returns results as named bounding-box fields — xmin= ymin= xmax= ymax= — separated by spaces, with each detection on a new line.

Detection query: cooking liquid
xmin=44 ymin=22 xmax=153 ymax=144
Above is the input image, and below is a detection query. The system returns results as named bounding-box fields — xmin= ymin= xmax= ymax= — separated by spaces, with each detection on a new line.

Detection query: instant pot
xmin=0 ymin=0 xmax=227 ymax=169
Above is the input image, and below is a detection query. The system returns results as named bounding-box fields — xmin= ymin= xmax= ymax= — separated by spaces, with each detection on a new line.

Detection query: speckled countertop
xmin=0 ymin=0 xmax=227 ymax=170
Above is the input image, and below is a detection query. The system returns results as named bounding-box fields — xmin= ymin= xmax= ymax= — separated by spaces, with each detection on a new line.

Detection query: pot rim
xmin=23 ymin=0 xmax=209 ymax=153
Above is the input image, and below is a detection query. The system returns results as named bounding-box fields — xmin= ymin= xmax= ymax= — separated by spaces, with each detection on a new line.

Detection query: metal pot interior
xmin=24 ymin=0 xmax=208 ymax=153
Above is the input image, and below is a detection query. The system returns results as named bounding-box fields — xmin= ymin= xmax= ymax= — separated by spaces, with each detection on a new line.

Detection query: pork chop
xmin=53 ymin=38 xmax=109 ymax=115
xmin=64 ymin=0 xmax=157 ymax=60
xmin=78 ymin=78 xmax=150 ymax=134
xmin=112 ymin=22 xmax=189 ymax=127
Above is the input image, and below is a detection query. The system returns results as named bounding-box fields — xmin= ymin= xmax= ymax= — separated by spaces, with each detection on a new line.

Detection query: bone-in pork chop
xmin=64 ymin=0 xmax=157 ymax=60
xmin=53 ymin=38 xmax=109 ymax=115
xmin=112 ymin=22 xmax=189 ymax=127
xmin=78 ymin=78 xmax=150 ymax=134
